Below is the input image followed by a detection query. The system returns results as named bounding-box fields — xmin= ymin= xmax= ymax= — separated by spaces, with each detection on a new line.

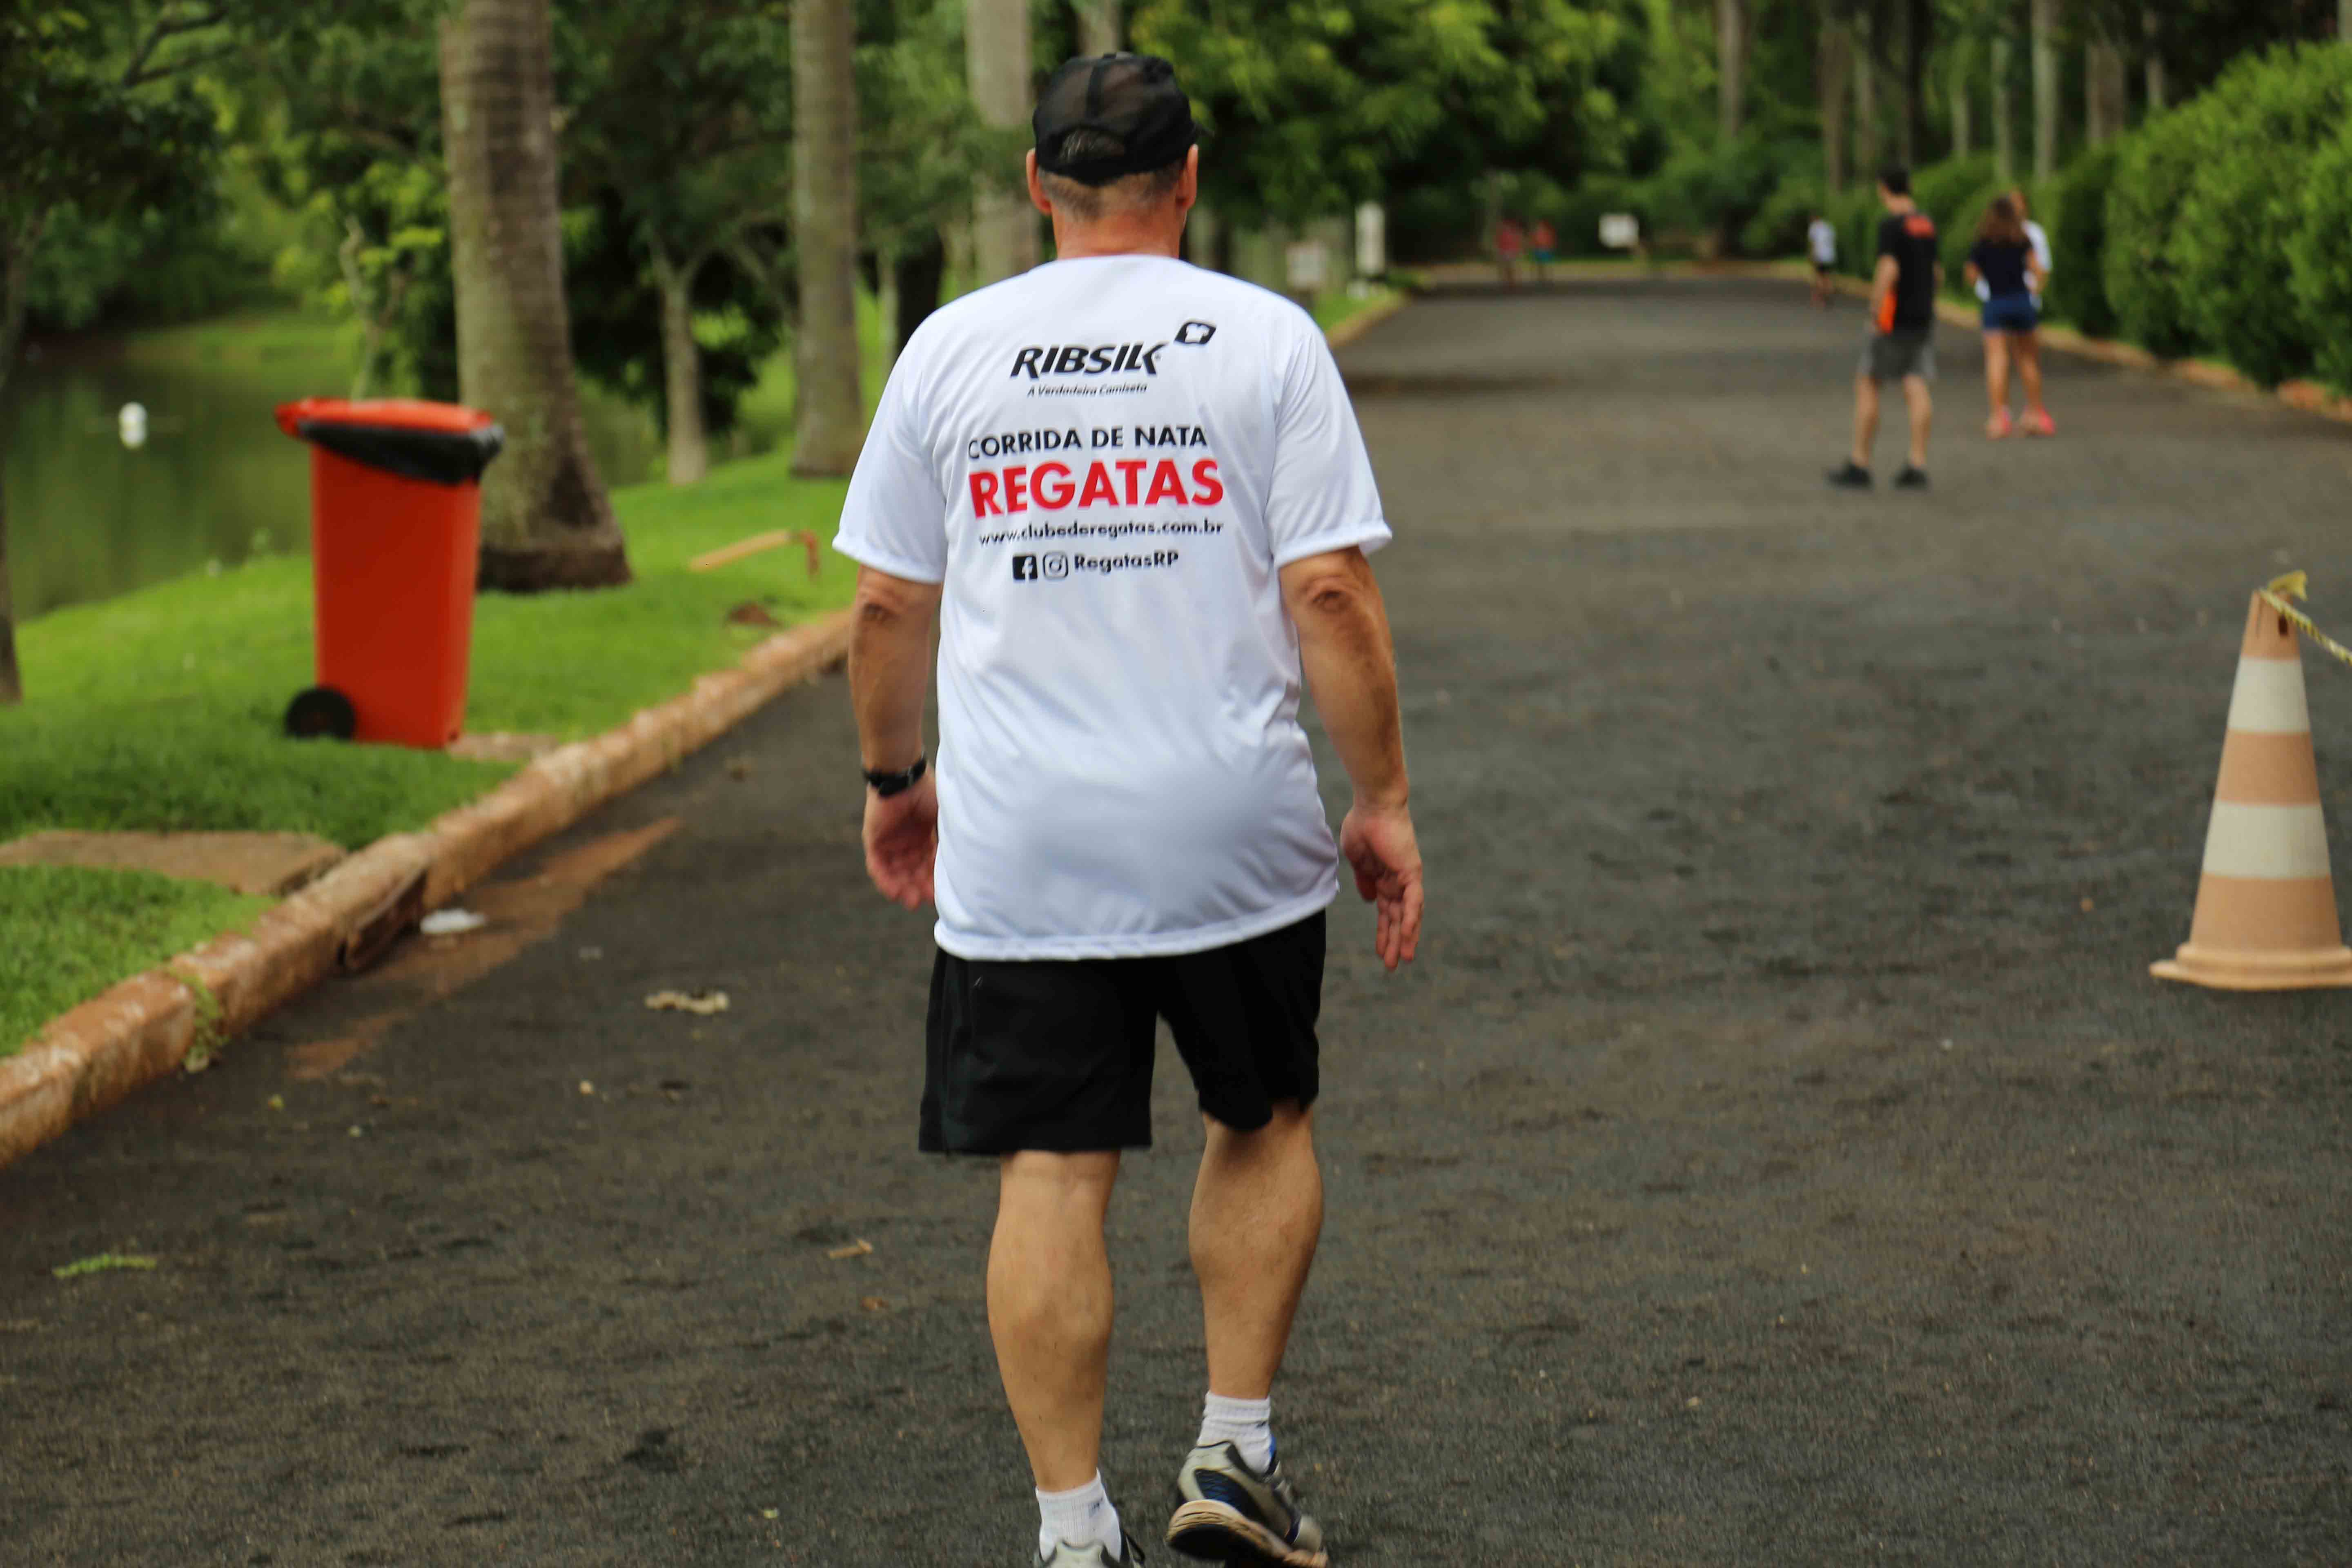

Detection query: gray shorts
xmin=1862 ymin=331 xmax=1936 ymax=383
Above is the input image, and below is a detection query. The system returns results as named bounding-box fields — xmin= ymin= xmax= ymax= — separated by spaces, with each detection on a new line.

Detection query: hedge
xmin=2170 ymin=44 xmax=2352 ymax=386
xmin=2048 ymin=145 xmax=2122 ymax=337
xmin=2287 ymin=118 xmax=2352 ymax=390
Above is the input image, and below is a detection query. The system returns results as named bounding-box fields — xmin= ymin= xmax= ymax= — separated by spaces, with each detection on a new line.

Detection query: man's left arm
xmin=850 ymin=564 xmax=944 ymax=909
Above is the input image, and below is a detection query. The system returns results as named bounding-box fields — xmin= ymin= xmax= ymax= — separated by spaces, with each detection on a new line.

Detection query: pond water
xmin=0 ymin=318 xmax=666 ymax=621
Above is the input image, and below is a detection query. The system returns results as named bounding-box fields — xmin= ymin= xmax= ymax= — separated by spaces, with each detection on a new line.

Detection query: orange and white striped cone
xmin=2152 ymin=592 xmax=2352 ymax=990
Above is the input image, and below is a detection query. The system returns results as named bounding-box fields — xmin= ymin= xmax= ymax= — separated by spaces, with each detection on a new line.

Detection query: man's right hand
xmin=1339 ymin=801 xmax=1423 ymax=971
xmin=864 ymin=771 xmax=939 ymax=911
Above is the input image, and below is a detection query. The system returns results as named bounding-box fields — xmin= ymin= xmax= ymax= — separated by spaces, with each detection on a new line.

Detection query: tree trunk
xmin=2085 ymin=35 xmax=2127 ymax=146
xmin=1854 ymin=8 xmax=1879 ymax=180
xmin=1949 ymin=38 xmax=1973 ymax=159
xmin=1717 ymin=0 xmax=1746 ymax=145
xmin=439 ymin=0 xmax=628 ymax=591
xmin=0 ymin=223 xmax=38 ymax=704
xmin=967 ymin=0 xmax=1036 ymax=283
xmin=1819 ymin=9 xmax=1852 ymax=194
xmin=893 ymin=233 xmax=946 ymax=357
xmin=650 ymin=249 xmax=708 ymax=486
xmin=0 ymin=472 xmax=19 ymax=706
xmin=2030 ymin=0 xmax=2059 ymax=178
xmin=791 ymin=0 xmax=864 ymax=477
xmin=1992 ymin=32 xmax=2015 ymax=180
xmin=1074 ymin=0 xmax=1120 ymax=56
xmin=1895 ymin=0 xmax=1923 ymax=167
xmin=1189 ymin=201 xmax=1226 ymax=271
xmin=2143 ymin=7 xmax=2166 ymax=111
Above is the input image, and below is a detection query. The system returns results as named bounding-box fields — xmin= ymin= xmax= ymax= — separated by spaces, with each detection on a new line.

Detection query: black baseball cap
xmin=1033 ymin=53 xmax=1197 ymax=186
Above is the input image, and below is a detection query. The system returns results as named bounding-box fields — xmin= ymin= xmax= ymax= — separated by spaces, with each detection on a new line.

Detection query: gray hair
xmin=1038 ymin=127 xmax=1186 ymax=222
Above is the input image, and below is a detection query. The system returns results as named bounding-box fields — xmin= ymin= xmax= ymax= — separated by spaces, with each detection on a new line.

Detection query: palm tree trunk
xmin=1900 ymin=0 xmax=1929 ymax=167
xmin=439 ymin=0 xmax=630 ymax=591
xmin=0 ymin=223 xmax=37 ymax=704
xmin=790 ymin=0 xmax=864 ymax=477
xmin=1949 ymin=38 xmax=1973 ymax=159
xmin=1819 ymin=9 xmax=1852 ymax=193
xmin=2085 ymin=35 xmax=2127 ymax=146
xmin=1717 ymin=0 xmax=1747 ymax=145
xmin=650 ymin=248 xmax=709 ymax=486
xmin=893 ymin=233 xmax=946 ymax=358
xmin=0 ymin=474 xmax=20 ymax=706
xmin=1992 ymin=31 xmax=2015 ymax=180
xmin=1075 ymin=0 xmax=1120 ymax=56
xmin=967 ymin=0 xmax=1036 ymax=283
xmin=2030 ymin=0 xmax=2059 ymax=178
xmin=1854 ymin=8 xmax=1879 ymax=180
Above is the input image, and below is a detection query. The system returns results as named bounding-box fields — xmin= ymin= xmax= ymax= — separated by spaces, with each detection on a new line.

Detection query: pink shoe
xmin=2023 ymin=408 xmax=2056 ymax=437
xmin=1986 ymin=410 xmax=2013 ymax=439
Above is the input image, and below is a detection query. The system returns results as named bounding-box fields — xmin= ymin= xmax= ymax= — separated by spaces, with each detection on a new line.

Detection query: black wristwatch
xmin=863 ymin=755 xmax=927 ymax=797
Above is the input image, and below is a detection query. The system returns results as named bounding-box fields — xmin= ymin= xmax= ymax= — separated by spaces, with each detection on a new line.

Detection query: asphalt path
xmin=5 ymin=279 xmax=2349 ymax=1565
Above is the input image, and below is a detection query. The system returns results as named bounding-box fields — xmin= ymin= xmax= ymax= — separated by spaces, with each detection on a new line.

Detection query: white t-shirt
xmin=1808 ymin=219 xmax=1837 ymax=265
xmin=833 ymin=254 xmax=1391 ymax=961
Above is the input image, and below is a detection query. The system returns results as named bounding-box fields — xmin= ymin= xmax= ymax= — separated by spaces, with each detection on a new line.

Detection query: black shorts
xmin=921 ymin=913 xmax=1325 ymax=1154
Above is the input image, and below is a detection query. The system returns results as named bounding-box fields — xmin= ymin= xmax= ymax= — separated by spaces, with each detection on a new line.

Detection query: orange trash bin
xmin=274 ymin=399 xmax=504 ymax=749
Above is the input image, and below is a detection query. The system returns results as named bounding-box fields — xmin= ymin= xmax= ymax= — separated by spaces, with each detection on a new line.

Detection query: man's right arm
xmin=1280 ymin=545 xmax=1422 ymax=971
xmin=1868 ymin=253 xmax=1899 ymax=329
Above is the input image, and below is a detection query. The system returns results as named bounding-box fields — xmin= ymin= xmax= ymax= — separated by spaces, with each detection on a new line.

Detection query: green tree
xmin=1133 ymin=0 xmax=1639 ymax=230
xmin=560 ymin=0 xmax=797 ymax=486
xmin=0 ymin=2 xmax=223 ymax=703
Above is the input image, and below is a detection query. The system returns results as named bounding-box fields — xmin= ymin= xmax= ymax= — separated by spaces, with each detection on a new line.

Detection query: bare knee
xmin=999 ymin=1150 xmax=1120 ymax=1216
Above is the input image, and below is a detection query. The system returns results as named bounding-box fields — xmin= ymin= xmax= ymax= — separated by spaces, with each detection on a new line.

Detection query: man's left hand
xmin=864 ymin=771 xmax=939 ymax=910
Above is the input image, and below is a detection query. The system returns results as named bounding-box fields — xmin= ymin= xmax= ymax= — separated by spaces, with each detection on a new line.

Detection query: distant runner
xmin=1531 ymin=218 xmax=1557 ymax=281
xmin=1495 ymin=215 xmax=1524 ymax=286
xmin=1828 ymin=166 xmax=1938 ymax=491
xmin=1807 ymin=212 xmax=1838 ymax=308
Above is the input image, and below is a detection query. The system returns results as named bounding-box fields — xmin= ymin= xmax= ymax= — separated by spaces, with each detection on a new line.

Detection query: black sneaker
xmin=1167 ymin=1442 xmax=1326 ymax=1566
xmin=1826 ymin=461 xmax=1871 ymax=489
xmin=1893 ymin=464 xmax=1929 ymax=490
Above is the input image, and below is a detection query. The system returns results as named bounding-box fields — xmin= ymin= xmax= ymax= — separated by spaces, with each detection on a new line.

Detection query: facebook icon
xmin=1012 ymin=554 xmax=1040 ymax=581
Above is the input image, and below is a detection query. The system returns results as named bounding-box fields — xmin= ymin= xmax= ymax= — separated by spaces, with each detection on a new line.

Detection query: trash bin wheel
xmin=285 ymin=685 xmax=358 ymax=741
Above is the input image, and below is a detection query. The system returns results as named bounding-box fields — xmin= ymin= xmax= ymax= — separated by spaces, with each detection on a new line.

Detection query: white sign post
xmin=1354 ymin=202 xmax=1386 ymax=280
xmin=1599 ymin=213 xmax=1641 ymax=252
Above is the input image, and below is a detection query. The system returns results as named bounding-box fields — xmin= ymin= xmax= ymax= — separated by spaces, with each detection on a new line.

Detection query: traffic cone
xmin=2153 ymin=592 xmax=2352 ymax=989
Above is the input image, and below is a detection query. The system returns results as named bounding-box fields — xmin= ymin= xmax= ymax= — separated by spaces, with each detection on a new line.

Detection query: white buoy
xmin=118 ymin=401 xmax=149 ymax=449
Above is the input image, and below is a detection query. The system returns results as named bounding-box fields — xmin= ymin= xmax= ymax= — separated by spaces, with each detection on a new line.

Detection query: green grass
xmin=114 ymin=307 xmax=351 ymax=368
xmin=1 ymin=452 xmax=858 ymax=1054
xmin=1311 ymin=286 xmax=1404 ymax=334
xmin=0 ymin=867 xmax=270 ymax=1051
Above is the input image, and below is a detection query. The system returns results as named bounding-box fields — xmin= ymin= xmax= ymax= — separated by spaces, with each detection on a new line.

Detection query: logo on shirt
xmin=1174 ymin=320 xmax=1216 ymax=346
xmin=1011 ymin=343 xmax=1167 ymax=379
xmin=1013 ymin=554 xmax=1039 ymax=581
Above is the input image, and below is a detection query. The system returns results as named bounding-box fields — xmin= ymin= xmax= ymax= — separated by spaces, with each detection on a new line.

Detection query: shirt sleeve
xmin=1264 ymin=314 xmax=1390 ymax=568
xmin=833 ymin=348 xmax=948 ymax=584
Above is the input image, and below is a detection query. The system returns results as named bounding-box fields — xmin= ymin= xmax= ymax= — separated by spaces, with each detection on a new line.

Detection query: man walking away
xmin=1807 ymin=211 xmax=1838 ymax=307
xmin=834 ymin=52 xmax=1425 ymax=1568
xmin=1829 ymin=165 xmax=1939 ymax=491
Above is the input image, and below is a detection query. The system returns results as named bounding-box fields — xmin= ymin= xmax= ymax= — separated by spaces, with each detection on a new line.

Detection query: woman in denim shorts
xmin=1965 ymin=196 xmax=2053 ymax=438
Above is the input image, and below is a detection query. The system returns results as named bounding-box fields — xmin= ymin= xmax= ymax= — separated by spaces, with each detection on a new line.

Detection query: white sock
xmin=1197 ymin=1392 xmax=1276 ymax=1472
xmin=1036 ymin=1472 xmax=1122 ymax=1560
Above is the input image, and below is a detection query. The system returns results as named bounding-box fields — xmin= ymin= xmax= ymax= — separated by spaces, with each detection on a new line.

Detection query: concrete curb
xmin=0 ymin=609 xmax=852 ymax=1170
xmin=1323 ymin=292 xmax=1409 ymax=351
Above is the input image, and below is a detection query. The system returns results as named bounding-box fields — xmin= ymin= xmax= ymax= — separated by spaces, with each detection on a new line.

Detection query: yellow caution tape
xmin=2257 ymin=572 xmax=2352 ymax=671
